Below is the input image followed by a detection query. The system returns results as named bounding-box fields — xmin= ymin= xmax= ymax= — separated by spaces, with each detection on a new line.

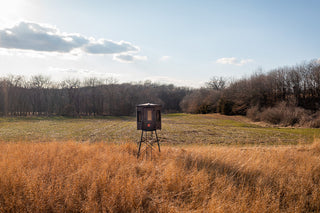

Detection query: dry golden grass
xmin=1 ymin=141 xmax=320 ymax=212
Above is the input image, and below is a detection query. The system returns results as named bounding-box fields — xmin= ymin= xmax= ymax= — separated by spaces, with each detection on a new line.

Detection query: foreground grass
xmin=1 ymin=141 xmax=320 ymax=212
xmin=0 ymin=114 xmax=319 ymax=145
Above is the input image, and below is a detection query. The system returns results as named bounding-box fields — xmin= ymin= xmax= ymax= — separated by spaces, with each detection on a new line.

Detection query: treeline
xmin=2 ymin=59 xmax=320 ymax=126
xmin=181 ymin=59 xmax=320 ymax=127
xmin=0 ymin=76 xmax=189 ymax=116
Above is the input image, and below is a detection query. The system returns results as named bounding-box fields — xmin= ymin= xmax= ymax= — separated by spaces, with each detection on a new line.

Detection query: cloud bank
xmin=0 ymin=21 xmax=141 ymax=58
xmin=113 ymin=54 xmax=147 ymax=63
xmin=216 ymin=57 xmax=253 ymax=66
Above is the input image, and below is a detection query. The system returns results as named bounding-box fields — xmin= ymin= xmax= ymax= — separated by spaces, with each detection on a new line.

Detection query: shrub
xmin=217 ymin=99 xmax=234 ymax=115
xmin=281 ymin=106 xmax=306 ymax=126
xmin=308 ymin=112 xmax=320 ymax=128
xmin=180 ymin=89 xmax=221 ymax=114
xmin=260 ymin=106 xmax=283 ymax=124
xmin=250 ymin=102 xmax=310 ymax=126
xmin=246 ymin=106 xmax=261 ymax=121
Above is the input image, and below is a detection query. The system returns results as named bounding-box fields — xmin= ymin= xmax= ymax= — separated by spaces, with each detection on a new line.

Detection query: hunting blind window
xmin=147 ymin=110 xmax=152 ymax=121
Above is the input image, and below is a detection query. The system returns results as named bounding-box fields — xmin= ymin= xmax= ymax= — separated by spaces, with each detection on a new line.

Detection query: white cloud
xmin=48 ymin=67 xmax=86 ymax=73
xmin=84 ymin=39 xmax=139 ymax=54
xmin=0 ymin=21 xmax=141 ymax=57
xmin=0 ymin=48 xmax=46 ymax=58
xmin=159 ymin=55 xmax=171 ymax=61
xmin=216 ymin=57 xmax=254 ymax=66
xmin=216 ymin=57 xmax=237 ymax=65
xmin=48 ymin=66 xmax=121 ymax=80
xmin=239 ymin=58 xmax=254 ymax=65
xmin=0 ymin=47 xmax=83 ymax=60
xmin=143 ymin=76 xmax=203 ymax=88
xmin=0 ymin=22 xmax=86 ymax=52
xmin=113 ymin=54 xmax=147 ymax=63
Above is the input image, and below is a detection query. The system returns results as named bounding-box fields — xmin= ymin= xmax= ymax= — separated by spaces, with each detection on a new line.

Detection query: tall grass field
xmin=0 ymin=114 xmax=320 ymax=212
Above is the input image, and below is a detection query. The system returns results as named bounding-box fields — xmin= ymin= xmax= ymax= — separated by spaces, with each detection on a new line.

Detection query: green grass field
xmin=0 ymin=113 xmax=319 ymax=145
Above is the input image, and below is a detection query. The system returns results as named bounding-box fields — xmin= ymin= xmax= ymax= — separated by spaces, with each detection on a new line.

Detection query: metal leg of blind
xmin=155 ymin=130 xmax=160 ymax=152
xmin=137 ymin=130 xmax=160 ymax=159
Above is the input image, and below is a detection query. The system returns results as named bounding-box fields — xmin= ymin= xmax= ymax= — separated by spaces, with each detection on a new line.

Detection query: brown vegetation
xmin=247 ymin=102 xmax=320 ymax=127
xmin=0 ymin=76 xmax=189 ymax=116
xmin=181 ymin=60 xmax=320 ymax=127
xmin=1 ymin=141 xmax=320 ymax=212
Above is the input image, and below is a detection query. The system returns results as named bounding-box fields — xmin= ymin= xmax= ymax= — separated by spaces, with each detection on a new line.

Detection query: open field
xmin=1 ymin=141 xmax=320 ymax=212
xmin=0 ymin=114 xmax=319 ymax=145
xmin=1 ymin=114 xmax=320 ymax=212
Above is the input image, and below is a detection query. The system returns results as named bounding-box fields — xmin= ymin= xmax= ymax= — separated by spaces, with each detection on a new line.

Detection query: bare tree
xmin=206 ymin=77 xmax=227 ymax=91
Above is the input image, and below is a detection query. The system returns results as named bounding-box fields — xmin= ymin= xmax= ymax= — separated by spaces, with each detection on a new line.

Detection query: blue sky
xmin=0 ymin=0 xmax=319 ymax=87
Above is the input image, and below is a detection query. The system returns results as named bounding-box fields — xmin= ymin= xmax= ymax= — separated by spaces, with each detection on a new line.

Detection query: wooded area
xmin=1 ymin=60 xmax=320 ymax=126
xmin=181 ymin=59 xmax=320 ymax=126
xmin=182 ymin=60 xmax=320 ymax=114
xmin=0 ymin=76 xmax=189 ymax=116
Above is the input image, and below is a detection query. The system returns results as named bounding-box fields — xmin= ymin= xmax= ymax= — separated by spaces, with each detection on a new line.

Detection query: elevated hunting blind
xmin=136 ymin=103 xmax=161 ymax=158
xmin=136 ymin=103 xmax=161 ymax=131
